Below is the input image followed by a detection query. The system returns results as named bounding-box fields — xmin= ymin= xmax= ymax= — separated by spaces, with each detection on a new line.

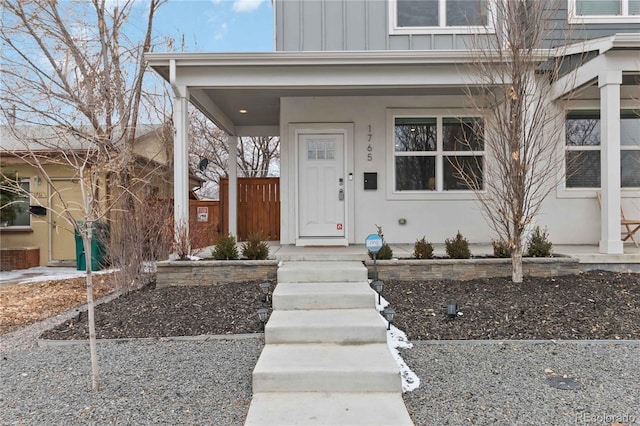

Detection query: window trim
xmin=568 ymin=0 xmax=640 ymax=24
xmin=0 ymin=178 xmax=32 ymax=229
xmin=386 ymin=108 xmax=485 ymax=201
xmin=388 ymin=0 xmax=496 ymax=35
xmin=558 ymin=103 xmax=640 ymax=199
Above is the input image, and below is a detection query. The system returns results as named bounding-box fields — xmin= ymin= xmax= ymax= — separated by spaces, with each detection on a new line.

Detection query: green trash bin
xmin=75 ymin=221 xmax=109 ymax=271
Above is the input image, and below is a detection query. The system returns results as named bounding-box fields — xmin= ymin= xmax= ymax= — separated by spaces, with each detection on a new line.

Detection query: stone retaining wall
xmin=365 ymin=257 xmax=580 ymax=281
xmin=156 ymin=260 xmax=279 ymax=288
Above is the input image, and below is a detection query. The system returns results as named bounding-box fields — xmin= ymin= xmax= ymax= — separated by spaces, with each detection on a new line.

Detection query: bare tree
xmin=454 ymin=0 xmax=578 ymax=282
xmin=189 ymin=108 xmax=280 ymax=198
xmin=1 ymin=0 xmax=167 ymax=390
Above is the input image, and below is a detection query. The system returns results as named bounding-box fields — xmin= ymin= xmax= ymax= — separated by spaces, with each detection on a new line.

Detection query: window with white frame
xmin=394 ymin=116 xmax=484 ymax=192
xmin=569 ymin=0 xmax=640 ymax=23
xmin=0 ymin=179 xmax=31 ymax=228
xmin=565 ymin=110 xmax=640 ymax=189
xmin=391 ymin=0 xmax=492 ymax=34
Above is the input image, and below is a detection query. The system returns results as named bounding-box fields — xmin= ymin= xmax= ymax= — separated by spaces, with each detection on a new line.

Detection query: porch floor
xmin=266 ymin=243 xmax=640 ymax=271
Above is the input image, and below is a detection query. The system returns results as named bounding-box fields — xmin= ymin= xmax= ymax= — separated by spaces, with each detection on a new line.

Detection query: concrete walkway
xmin=244 ymin=261 xmax=413 ymax=426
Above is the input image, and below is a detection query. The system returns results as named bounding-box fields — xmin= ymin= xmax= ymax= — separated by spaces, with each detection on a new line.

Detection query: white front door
xmin=298 ymin=133 xmax=345 ymax=238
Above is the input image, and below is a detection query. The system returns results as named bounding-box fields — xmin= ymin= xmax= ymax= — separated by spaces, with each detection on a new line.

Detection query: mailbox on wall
xmin=364 ymin=173 xmax=377 ymax=190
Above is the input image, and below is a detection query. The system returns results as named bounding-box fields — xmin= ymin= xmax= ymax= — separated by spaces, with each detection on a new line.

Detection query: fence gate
xmin=220 ymin=177 xmax=280 ymax=241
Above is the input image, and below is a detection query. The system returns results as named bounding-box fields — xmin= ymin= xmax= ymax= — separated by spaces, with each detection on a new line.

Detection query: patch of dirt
xmin=8 ymin=270 xmax=640 ymax=341
xmin=41 ymin=281 xmax=272 ymax=340
xmin=0 ymin=275 xmax=116 ymax=336
xmin=384 ymin=270 xmax=640 ymax=340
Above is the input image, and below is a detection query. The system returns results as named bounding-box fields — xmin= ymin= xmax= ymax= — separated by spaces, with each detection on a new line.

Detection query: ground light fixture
xmin=448 ymin=302 xmax=458 ymax=318
xmin=257 ymin=307 xmax=270 ymax=327
xmin=383 ymin=307 xmax=395 ymax=330
xmin=371 ymin=279 xmax=384 ymax=305
xmin=259 ymin=282 xmax=271 ymax=303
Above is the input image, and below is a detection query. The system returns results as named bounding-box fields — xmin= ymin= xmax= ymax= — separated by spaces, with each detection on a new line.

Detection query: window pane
xmin=621 ymin=150 xmax=640 ymax=187
xmin=566 ymin=151 xmax=601 ymax=188
xmin=4 ymin=181 xmax=31 ymax=227
xmin=443 ymin=117 xmax=484 ymax=151
xmin=444 ymin=156 xmax=483 ymax=190
xmin=576 ymin=0 xmax=621 ymax=15
xmin=395 ymin=118 xmax=437 ymax=152
xmin=446 ymin=0 xmax=488 ymax=26
xmin=630 ymin=0 xmax=640 ymax=15
xmin=397 ymin=0 xmax=438 ymax=27
xmin=395 ymin=156 xmax=436 ymax=191
xmin=566 ymin=111 xmax=600 ymax=146
xmin=621 ymin=111 xmax=640 ymax=147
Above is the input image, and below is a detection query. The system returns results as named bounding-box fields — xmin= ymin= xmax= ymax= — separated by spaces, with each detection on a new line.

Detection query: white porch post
xmin=598 ymin=70 xmax=623 ymax=254
xmin=173 ymin=94 xmax=190 ymax=242
xmin=228 ymin=135 xmax=239 ymax=238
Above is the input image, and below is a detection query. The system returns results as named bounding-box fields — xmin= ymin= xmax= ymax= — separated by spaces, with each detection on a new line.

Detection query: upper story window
xmin=565 ymin=110 xmax=640 ymax=189
xmin=568 ymin=0 xmax=640 ymax=23
xmin=390 ymin=0 xmax=493 ymax=34
xmin=0 ymin=179 xmax=31 ymax=228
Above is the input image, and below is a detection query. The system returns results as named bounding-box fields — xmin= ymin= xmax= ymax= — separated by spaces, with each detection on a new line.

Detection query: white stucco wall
xmin=280 ymin=94 xmax=637 ymax=246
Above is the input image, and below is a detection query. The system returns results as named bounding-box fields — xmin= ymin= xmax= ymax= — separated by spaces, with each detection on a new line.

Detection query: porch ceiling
xmin=146 ymin=51 xmax=495 ymax=136
xmin=199 ymin=86 xmax=469 ymax=129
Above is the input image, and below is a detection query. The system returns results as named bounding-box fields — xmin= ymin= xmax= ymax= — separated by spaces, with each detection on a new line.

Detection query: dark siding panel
xmin=368 ymin=0 xmax=389 ymax=50
xmin=345 ymin=0 xmax=367 ymax=50
xmin=302 ymin=0 xmax=323 ymax=50
xmin=282 ymin=0 xmax=302 ymax=51
xmin=324 ymin=0 xmax=345 ymax=50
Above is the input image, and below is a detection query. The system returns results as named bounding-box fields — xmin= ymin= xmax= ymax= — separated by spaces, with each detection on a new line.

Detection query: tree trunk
xmin=83 ymin=225 xmax=100 ymax=391
xmin=511 ymin=245 xmax=524 ymax=283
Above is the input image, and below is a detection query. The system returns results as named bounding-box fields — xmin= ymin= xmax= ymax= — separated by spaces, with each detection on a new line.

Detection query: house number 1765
xmin=367 ymin=125 xmax=373 ymax=161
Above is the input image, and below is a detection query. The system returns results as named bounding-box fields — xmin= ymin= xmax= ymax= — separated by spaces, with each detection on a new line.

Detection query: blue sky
xmin=153 ymin=0 xmax=274 ymax=52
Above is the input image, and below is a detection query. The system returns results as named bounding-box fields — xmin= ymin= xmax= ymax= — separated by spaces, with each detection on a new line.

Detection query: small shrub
xmin=241 ymin=232 xmax=270 ymax=260
xmin=526 ymin=226 xmax=553 ymax=257
xmin=492 ymin=239 xmax=512 ymax=258
xmin=212 ymin=233 xmax=239 ymax=260
xmin=374 ymin=243 xmax=394 ymax=260
xmin=445 ymin=231 xmax=471 ymax=259
xmin=368 ymin=224 xmax=393 ymax=260
xmin=413 ymin=236 xmax=434 ymax=259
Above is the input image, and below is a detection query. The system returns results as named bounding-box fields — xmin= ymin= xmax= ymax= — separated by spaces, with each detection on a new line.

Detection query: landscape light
xmin=257 ymin=307 xmax=269 ymax=325
xmin=383 ymin=307 xmax=396 ymax=330
xmin=259 ymin=282 xmax=271 ymax=303
xmin=448 ymin=302 xmax=458 ymax=318
xmin=371 ymin=279 xmax=384 ymax=305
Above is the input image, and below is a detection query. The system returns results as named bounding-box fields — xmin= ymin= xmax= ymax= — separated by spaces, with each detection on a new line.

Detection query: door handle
xmin=338 ymin=188 xmax=344 ymax=201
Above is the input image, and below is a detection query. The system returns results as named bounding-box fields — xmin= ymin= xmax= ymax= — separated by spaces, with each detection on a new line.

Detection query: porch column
xmin=598 ymin=70 xmax=623 ymax=254
xmin=228 ymin=135 xmax=238 ymax=238
xmin=174 ymin=93 xmax=190 ymax=241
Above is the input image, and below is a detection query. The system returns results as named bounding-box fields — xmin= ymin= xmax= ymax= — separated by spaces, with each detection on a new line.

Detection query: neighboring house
xmin=0 ymin=124 xmax=202 ymax=267
xmin=147 ymin=0 xmax=639 ymax=254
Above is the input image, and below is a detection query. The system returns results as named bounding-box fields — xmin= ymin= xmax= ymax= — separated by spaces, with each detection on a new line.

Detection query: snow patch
xmin=369 ymin=286 xmax=421 ymax=393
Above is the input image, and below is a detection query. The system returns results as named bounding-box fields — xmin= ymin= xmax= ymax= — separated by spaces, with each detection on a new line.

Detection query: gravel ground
xmin=0 ymin=339 xmax=263 ymax=426
xmin=402 ymin=341 xmax=640 ymax=425
xmin=2 ymin=337 xmax=639 ymax=425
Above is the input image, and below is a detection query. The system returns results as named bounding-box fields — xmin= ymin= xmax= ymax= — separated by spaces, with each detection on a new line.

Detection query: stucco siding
xmin=279 ymin=93 xmax=612 ymax=247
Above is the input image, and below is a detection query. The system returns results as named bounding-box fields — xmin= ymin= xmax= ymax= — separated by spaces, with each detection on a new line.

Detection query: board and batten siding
xmin=275 ymin=0 xmax=639 ymax=52
xmin=545 ymin=2 xmax=640 ymax=48
xmin=274 ymin=0 xmax=486 ymax=51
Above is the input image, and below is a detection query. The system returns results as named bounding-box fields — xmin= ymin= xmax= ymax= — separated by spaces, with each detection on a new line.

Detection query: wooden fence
xmin=220 ymin=177 xmax=280 ymax=241
xmin=189 ymin=200 xmax=220 ymax=248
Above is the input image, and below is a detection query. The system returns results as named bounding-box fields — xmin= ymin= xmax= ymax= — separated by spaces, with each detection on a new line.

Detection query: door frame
xmin=290 ymin=123 xmax=355 ymax=246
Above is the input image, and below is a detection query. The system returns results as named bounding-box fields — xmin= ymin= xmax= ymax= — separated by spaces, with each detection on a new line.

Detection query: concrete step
xmin=245 ymin=392 xmax=414 ymax=426
xmin=277 ymin=261 xmax=367 ymax=283
xmin=272 ymin=282 xmax=375 ymax=310
xmin=252 ymin=343 xmax=401 ymax=393
xmin=265 ymin=309 xmax=387 ymax=344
